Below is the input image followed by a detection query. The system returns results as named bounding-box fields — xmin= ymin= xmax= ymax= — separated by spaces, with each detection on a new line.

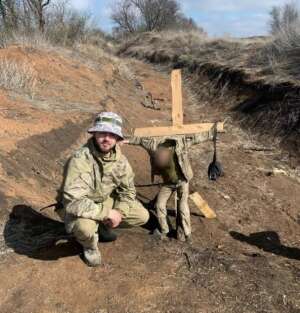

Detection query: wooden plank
xmin=189 ymin=192 xmax=217 ymax=219
xmin=171 ymin=69 xmax=183 ymax=127
xmin=134 ymin=122 xmax=224 ymax=137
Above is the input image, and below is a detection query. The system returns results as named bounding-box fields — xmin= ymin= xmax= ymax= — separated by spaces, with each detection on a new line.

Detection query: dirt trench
xmin=120 ymin=40 xmax=300 ymax=165
xmin=182 ymin=63 xmax=300 ymax=166
xmin=0 ymin=47 xmax=299 ymax=313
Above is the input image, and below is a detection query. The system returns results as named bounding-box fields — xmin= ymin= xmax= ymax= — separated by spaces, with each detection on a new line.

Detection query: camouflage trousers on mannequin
xmin=64 ymin=197 xmax=149 ymax=249
xmin=155 ymin=180 xmax=191 ymax=239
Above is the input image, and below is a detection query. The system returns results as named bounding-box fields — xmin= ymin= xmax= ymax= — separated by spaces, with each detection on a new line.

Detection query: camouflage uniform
xmin=62 ymin=138 xmax=149 ymax=249
xmin=129 ymin=132 xmax=213 ymax=239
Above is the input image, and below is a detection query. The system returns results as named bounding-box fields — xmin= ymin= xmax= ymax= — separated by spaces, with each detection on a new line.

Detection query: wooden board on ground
xmin=134 ymin=122 xmax=224 ymax=137
xmin=189 ymin=192 xmax=217 ymax=219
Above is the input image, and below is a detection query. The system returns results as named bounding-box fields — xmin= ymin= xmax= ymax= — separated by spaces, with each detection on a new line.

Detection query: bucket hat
xmin=88 ymin=112 xmax=123 ymax=139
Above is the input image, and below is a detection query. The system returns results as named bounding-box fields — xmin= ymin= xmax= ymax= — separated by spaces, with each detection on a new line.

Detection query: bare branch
xmin=25 ymin=0 xmax=51 ymax=32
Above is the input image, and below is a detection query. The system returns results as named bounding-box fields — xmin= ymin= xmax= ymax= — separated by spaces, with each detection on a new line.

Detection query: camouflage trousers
xmin=65 ymin=197 xmax=149 ymax=249
xmin=156 ymin=181 xmax=191 ymax=237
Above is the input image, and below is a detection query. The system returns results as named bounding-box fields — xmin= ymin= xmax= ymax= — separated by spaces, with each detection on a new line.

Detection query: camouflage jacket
xmin=128 ymin=132 xmax=213 ymax=182
xmin=62 ymin=138 xmax=136 ymax=221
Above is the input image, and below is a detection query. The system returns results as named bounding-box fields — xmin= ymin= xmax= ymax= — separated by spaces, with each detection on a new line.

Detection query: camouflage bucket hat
xmin=88 ymin=112 xmax=124 ymax=139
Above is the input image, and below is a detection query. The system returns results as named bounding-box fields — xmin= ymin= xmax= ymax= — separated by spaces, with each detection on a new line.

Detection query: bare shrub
xmin=0 ymin=58 xmax=37 ymax=94
xmin=269 ymin=2 xmax=299 ymax=35
xmin=0 ymin=0 xmax=23 ymax=31
xmin=25 ymin=0 xmax=51 ymax=32
xmin=265 ymin=2 xmax=300 ymax=80
xmin=45 ymin=2 xmax=109 ymax=47
xmin=0 ymin=0 xmax=50 ymax=34
xmin=111 ymin=0 xmax=204 ymax=37
xmin=0 ymin=0 xmax=107 ymax=48
xmin=45 ymin=1 xmax=92 ymax=46
xmin=111 ymin=0 xmax=139 ymax=35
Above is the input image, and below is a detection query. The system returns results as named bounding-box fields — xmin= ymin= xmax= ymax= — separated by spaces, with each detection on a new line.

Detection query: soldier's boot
xmin=82 ymin=234 xmax=101 ymax=267
xmin=98 ymin=223 xmax=117 ymax=242
xmin=177 ymin=227 xmax=193 ymax=243
xmin=177 ymin=226 xmax=186 ymax=242
xmin=153 ymin=228 xmax=168 ymax=241
xmin=185 ymin=234 xmax=193 ymax=244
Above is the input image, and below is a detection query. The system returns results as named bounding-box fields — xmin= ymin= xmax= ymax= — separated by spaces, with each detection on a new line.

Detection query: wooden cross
xmin=134 ymin=69 xmax=224 ymax=137
xmin=133 ymin=69 xmax=222 ymax=219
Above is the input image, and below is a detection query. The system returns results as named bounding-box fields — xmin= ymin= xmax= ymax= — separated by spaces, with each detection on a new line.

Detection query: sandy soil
xmin=0 ymin=45 xmax=299 ymax=313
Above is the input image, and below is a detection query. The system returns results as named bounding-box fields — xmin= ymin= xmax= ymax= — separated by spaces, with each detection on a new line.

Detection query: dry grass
xmin=74 ymin=42 xmax=136 ymax=81
xmin=74 ymin=43 xmax=116 ymax=63
xmin=0 ymin=32 xmax=52 ymax=50
xmin=119 ymin=30 xmax=300 ymax=85
xmin=0 ymin=32 xmax=134 ymax=95
xmin=0 ymin=30 xmax=131 ymax=91
xmin=119 ymin=30 xmax=265 ymax=66
xmin=263 ymin=23 xmax=300 ymax=81
xmin=0 ymin=58 xmax=38 ymax=95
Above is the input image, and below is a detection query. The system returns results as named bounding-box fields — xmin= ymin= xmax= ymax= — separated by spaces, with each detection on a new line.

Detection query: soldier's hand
xmin=105 ymin=209 xmax=123 ymax=228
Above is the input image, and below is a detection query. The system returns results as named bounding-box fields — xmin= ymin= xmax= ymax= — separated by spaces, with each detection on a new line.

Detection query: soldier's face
xmin=94 ymin=132 xmax=118 ymax=153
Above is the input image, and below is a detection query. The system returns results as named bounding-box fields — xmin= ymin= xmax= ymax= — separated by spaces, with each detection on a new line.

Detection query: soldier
xmin=61 ymin=112 xmax=149 ymax=267
xmin=126 ymin=132 xmax=212 ymax=242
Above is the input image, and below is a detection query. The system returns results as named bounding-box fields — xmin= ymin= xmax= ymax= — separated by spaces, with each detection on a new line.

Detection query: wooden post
xmin=171 ymin=69 xmax=184 ymax=127
xmin=133 ymin=69 xmax=225 ymax=138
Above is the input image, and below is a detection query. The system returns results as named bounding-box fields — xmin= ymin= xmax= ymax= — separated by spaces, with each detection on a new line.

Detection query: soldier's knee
xmin=72 ymin=218 xmax=98 ymax=240
xmin=131 ymin=207 xmax=150 ymax=226
xmin=121 ymin=202 xmax=150 ymax=227
xmin=140 ymin=208 xmax=150 ymax=225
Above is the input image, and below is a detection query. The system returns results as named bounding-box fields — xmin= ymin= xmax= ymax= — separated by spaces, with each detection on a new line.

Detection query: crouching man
xmin=62 ymin=112 xmax=149 ymax=267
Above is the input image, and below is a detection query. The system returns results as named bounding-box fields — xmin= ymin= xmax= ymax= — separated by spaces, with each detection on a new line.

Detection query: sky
xmin=69 ymin=0 xmax=300 ymax=37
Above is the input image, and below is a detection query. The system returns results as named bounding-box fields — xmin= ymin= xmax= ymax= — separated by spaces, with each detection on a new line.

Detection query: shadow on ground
xmin=4 ymin=205 xmax=80 ymax=261
xmin=4 ymin=201 xmax=158 ymax=261
xmin=230 ymin=230 xmax=300 ymax=261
